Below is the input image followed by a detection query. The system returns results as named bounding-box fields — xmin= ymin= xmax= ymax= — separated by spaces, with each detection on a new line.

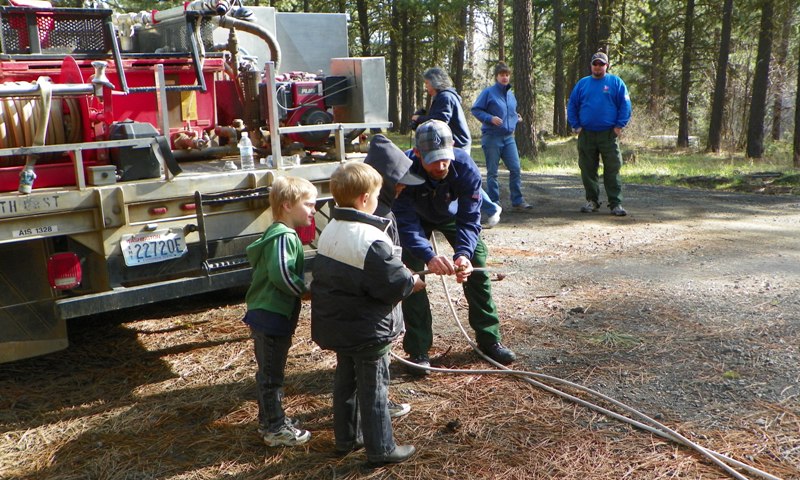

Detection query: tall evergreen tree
xmin=552 ymin=0 xmax=568 ymax=136
xmin=388 ymin=1 xmax=400 ymax=130
xmin=746 ymin=0 xmax=774 ymax=159
xmin=770 ymin=2 xmax=793 ymax=141
xmin=794 ymin=36 xmax=800 ymax=168
xmin=355 ymin=0 xmax=371 ymax=56
xmin=497 ymin=0 xmax=505 ymax=62
xmin=399 ymin=5 xmax=414 ymax=134
xmin=451 ymin=2 xmax=468 ymax=94
xmin=677 ymin=0 xmax=695 ymax=148
xmin=513 ymin=0 xmax=538 ymax=159
xmin=707 ymin=0 xmax=734 ymax=152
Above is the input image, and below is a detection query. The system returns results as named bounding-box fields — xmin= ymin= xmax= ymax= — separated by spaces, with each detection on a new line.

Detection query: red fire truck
xmin=0 ymin=1 xmax=390 ymax=362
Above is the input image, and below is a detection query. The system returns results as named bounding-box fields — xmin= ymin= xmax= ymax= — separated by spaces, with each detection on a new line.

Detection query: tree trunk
xmin=770 ymin=4 xmax=792 ymax=141
xmin=598 ymin=0 xmax=615 ymax=52
xmin=707 ymin=0 xmax=733 ymax=152
xmin=400 ymin=7 xmax=414 ymax=135
xmin=466 ymin=5 xmax=476 ymax=72
xmin=552 ymin=0 xmax=568 ymax=136
xmin=618 ymin=0 xmax=627 ymax=63
xmin=452 ymin=3 xmax=468 ymax=94
xmin=431 ymin=7 xmax=440 ymax=66
xmin=577 ymin=0 xmax=589 ymax=77
xmin=497 ymin=0 xmax=505 ymax=62
xmin=794 ymin=37 xmax=800 ymax=167
xmin=512 ymin=0 xmax=537 ymax=159
xmin=746 ymin=0 xmax=774 ymax=159
xmin=647 ymin=3 xmax=664 ymax=114
xmin=388 ymin=2 xmax=400 ymax=131
xmin=677 ymin=0 xmax=695 ymax=148
xmin=355 ymin=0 xmax=371 ymax=57
xmin=587 ymin=0 xmax=600 ymax=56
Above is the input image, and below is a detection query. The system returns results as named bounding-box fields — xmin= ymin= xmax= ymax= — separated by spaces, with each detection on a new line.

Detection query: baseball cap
xmin=415 ymin=120 xmax=455 ymax=165
xmin=591 ymin=52 xmax=608 ymax=65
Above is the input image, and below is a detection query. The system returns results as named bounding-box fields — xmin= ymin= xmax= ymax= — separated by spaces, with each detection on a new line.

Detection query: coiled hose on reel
xmin=0 ymin=79 xmax=82 ymax=165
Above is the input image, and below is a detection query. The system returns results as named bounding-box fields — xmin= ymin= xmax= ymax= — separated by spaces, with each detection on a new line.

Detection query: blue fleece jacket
xmin=416 ymin=88 xmax=472 ymax=148
xmin=471 ymin=82 xmax=518 ymax=137
xmin=392 ymin=148 xmax=482 ymax=263
xmin=567 ymin=73 xmax=631 ymax=132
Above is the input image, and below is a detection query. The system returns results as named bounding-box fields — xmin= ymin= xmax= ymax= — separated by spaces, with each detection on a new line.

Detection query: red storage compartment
xmin=0 ymin=161 xmax=98 ymax=192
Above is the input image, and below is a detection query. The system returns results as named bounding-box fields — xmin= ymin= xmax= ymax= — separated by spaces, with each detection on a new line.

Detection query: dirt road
xmin=1 ymin=173 xmax=798 ymax=479
xmin=488 ymin=173 xmax=800 ymax=425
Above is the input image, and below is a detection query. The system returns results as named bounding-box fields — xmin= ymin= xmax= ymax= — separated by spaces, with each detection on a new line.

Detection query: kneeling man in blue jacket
xmin=392 ymin=120 xmax=517 ymax=372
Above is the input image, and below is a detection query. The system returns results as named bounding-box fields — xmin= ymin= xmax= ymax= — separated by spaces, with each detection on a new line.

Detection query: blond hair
xmin=270 ymin=176 xmax=317 ymax=219
xmin=330 ymin=162 xmax=382 ymax=208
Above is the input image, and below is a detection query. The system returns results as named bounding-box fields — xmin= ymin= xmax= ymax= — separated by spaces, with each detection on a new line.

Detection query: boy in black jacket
xmin=311 ymin=162 xmax=423 ymax=464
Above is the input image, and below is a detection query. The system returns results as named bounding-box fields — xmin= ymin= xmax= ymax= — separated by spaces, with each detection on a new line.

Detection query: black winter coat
xmin=311 ymin=207 xmax=414 ymax=354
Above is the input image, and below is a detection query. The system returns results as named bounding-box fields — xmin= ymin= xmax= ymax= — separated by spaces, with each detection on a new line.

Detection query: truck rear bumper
xmin=56 ymin=268 xmax=252 ymax=320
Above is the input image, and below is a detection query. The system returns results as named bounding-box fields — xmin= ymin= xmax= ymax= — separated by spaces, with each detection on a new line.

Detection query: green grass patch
xmin=722 ymin=370 xmax=741 ymax=380
xmin=587 ymin=330 xmax=639 ymax=348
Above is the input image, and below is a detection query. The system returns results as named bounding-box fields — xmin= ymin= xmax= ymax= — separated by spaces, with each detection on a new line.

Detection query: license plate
xmin=120 ymin=228 xmax=187 ymax=267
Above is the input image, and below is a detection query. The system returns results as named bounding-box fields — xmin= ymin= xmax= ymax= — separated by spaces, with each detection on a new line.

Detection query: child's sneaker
xmin=262 ymin=423 xmax=311 ymax=447
xmin=388 ymin=400 xmax=411 ymax=418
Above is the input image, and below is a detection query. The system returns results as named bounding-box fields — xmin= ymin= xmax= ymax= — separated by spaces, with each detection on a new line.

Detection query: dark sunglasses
xmin=592 ymin=61 xmax=607 ymax=66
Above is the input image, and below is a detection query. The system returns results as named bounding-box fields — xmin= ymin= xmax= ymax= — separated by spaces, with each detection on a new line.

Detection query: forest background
xmin=59 ymin=0 xmax=800 ymax=175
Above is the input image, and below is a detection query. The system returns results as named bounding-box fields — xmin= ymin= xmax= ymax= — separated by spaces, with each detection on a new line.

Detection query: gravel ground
xmin=2 ymin=171 xmax=798 ymax=479
xmin=481 ymin=172 xmax=799 ymax=429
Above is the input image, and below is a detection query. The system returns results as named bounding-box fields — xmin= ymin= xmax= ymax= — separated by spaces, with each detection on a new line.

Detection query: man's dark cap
xmin=591 ymin=52 xmax=609 ymax=65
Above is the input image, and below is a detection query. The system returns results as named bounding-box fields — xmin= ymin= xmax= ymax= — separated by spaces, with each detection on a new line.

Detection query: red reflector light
xmin=295 ymin=217 xmax=316 ymax=245
xmin=47 ymin=253 xmax=82 ymax=290
xmin=180 ymin=203 xmax=196 ymax=211
xmin=150 ymin=206 xmax=168 ymax=215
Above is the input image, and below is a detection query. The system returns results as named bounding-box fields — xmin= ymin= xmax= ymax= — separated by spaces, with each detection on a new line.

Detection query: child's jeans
xmin=333 ymin=351 xmax=395 ymax=459
xmin=251 ymin=329 xmax=292 ymax=432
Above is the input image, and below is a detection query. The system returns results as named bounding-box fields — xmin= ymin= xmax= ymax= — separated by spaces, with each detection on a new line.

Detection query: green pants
xmin=578 ymin=129 xmax=623 ymax=208
xmin=401 ymin=219 xmax=501 ymax=356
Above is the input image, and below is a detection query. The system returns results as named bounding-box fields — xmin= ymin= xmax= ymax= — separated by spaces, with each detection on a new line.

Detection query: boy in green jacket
xmin=243 ymin=175 xmax=317 ymax=446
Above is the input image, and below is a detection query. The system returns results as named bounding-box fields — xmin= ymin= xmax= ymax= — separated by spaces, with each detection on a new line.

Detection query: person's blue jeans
xmin=459 ymin=143 xmax=499 ymax=217
xmin=251 ymin=329 xmax=292 ymax=432
xmin=480 ymin=133 xmax=524 ymax=207
xmin=333 ymin=351 xmax=396 ymax=460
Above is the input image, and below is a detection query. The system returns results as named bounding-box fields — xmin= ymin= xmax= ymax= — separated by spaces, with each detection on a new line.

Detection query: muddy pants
xmin=578 ymin=129 xmax=623 ymax=208
xmin=401 ymin=219 xmax=501 ymax=357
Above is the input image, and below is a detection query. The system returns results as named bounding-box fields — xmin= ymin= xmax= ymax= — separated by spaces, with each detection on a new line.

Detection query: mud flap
xmin=0 ymin=315 xmax=68 ymax=363
xmin=0 ymin=241 xmax=68 ymax=363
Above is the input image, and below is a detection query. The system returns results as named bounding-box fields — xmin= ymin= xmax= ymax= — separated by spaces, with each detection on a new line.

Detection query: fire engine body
xmin=0 ymin=2 xmax=390 ymax=363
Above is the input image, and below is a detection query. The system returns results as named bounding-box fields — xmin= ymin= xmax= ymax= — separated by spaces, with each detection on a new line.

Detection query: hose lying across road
xmin=390 ymin=233 xmax=781 ymax=480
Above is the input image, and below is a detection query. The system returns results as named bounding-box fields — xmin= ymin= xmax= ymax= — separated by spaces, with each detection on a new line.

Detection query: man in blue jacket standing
xmin=567 ymin=51 xmax=632 ymax=216
xmin=392 ymin=120 xmax=516 ymax=372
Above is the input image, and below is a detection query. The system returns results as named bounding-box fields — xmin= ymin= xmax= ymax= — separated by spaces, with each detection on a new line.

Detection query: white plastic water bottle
xmin=238 ymin=131 xmax=255 ymax=170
